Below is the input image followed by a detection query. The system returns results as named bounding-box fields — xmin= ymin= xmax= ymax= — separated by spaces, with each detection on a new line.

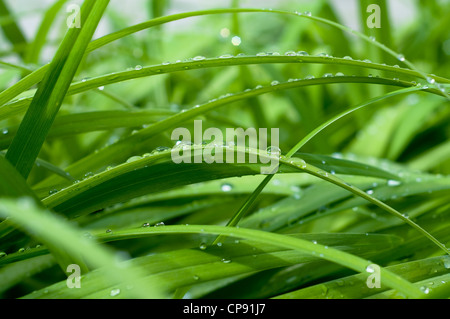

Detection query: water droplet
xmin=193 ymin=275 xmax=200 ymax=281
xmin=219 ymin=54 xmax=234 ymax=59
xmin=142 ymin=223 xmax=150 ymax=227
xmin=126 ymin=156 xmax=142 ymax=163
xmin=369 ymin=36 xmax=376 ymax=42
xmin=335 ymin=72 xmax=345 ymax=77
xmin=0 ymin=252 xmax=6 ymax=258
xmin=297 ymin=51 xmax=309 ymax=56
xmin=343 ymin=56 xmax=353 ymax=60
xmin=18 ymin=248 xmax=25 ymax=253
xmin=284 ymin=51 xmax=297 ymax=56
xmin=397 ymin=54 xmax=405 ymax=62
xmin=387 ymin=180 xmax=401 ymax=186
xmin=152 ymin=146 xmax=171 ymax=154
xmin=317 ymin=170 xmax=329 ymax=177
xmin=323 ymin=73 xmax=334 ymax=78
xmin=443 ymin=258 xmax=450 ymax=269
xmin=154 ymin=222 xmax=165 ymax=227
xmin=221 ymin=183 xmax=233 ymax=192
xmin=256 ymin=52 xmax=267 ymax=56
xmin=366 ymin=265 xmax=376 ymax=273
xmin=312 ymin=240 xmax=318 ymax=244
xmin=267 ymin=146 xmax=281 ymax=156
xmin=304 ymin=11 xmax=312 ymax=16
xmin=305 ymin=75 xmax=315 ymax=80
xmin=271 ymin=80 xmax=279 ymax=86
xmin=134 ymin=65 xmax=143 ymax=71
xmin=199 ymin=243 xmax=207 ymax=250
xmin=363 ymin=59 xmax=372 ymax=63
xmin=317 ymin=53 xmax=329 ymax=57
xmin=288 ymin=158 xmax=307 ymax=169
xmin=110 ymin=288 xmax=121 ymax=297
xmin=231 ymin=36 xmax=241 ymax=46
xmin=366 ymin=189 xmax=374 ymax=195
xmin=98 ymin=86 xmax=105 ymax=91
xmin=221 ymin=258 xmax=232 ymax=264
xmin=426 ymin=77 xmax=436 ymax=84
xmin=106 ymin=229 xmax=112 ymax=234
xmin=193 ymin=56 xmax=206 ymax=61
xmin=2 ymin=128 xmax=9 ymax=135
xmin=420 ymin=286 xmax=430 ymax=294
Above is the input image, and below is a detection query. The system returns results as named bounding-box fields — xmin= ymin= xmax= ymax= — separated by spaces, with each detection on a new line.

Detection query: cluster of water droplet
xmin=141 ymin=222 xmax=165 ymax=228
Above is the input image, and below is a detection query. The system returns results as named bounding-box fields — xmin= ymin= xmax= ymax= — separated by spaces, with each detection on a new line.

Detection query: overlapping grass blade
xmin=0 ymin=198 xmax=166 ymax=298
xmin=5 ymin=0 xmax=109 ymax=178
xmin=274 ymin=255 xmax=449 ymax=299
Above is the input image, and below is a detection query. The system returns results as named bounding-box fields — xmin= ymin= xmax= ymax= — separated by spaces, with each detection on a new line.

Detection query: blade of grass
xmin=94 ymin=224 xmax=425 ymax=299
xmin=24 ymin=0 xmax=68 ymax=64
xmin=33 ymin=79 xmax=437 ymax=189
xmin=0 ymin=198 xmax=166 ymax=298
xmin=0 ymin=0 xmax=27 ymax=58
xmin=214 ymin=87 xmax=421 ymax=242
xmin=5 ymin=0 xmax=109 ymax=179
xmin=1 ymin=7 xmax=449 ymax=110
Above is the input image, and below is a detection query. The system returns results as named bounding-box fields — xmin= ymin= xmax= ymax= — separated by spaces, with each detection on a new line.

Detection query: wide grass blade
xmin=0 ymin=198 xmax=166 ymax=298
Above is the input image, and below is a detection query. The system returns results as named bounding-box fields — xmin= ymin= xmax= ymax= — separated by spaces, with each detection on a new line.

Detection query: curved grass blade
xmin=0 ymin=255 xmax=55 ymax=295
xmin=295 ymin=161 xmax=449 ymax=255
xmin=2 ymin=55 xmax=448 ymax=117
xmin=33 ymin=79 xmax=431 ymax=189
xmin=1 ymin=8 xmax=448 ymax=109
xmin=216 ymin=87 xmax=422 ymax=238
xmin=0 ymin=60 xmax=33 ymax=74
xmin=0 ymin=110 xmax=174 ymax=149
xmin=274 ymin=255 xmax=449 ymax=299
xmin=0 ymin=198 xmax=166 ymax=298
xmin=0 ymin=151 xmax=74 ymax=182
xmin=293 ymin=153 xmax=398 ymax=180
xmin=93 ymin=224 xmax=424 ymax=299
xmin=368 ymin=273 xmax=450 ymax=299
xmin=21 ymin=232 xmax=401 ymax=299
xmin=41 ymin=146 xmax=298 ymax=218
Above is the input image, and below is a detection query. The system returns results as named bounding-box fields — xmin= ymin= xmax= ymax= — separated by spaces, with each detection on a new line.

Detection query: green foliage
xmin=0 ymin=0 xmax=449 ymax=299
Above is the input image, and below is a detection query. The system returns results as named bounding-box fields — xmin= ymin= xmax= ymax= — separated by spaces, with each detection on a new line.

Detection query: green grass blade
xmin=5 ymin=0 xmax=109 ymax=178
xmin=297 ymin=161 xmax=449 ymax=255
xmin=274 ymin=255 xmax=449 ymax=299
xmin=218 ymin=87 xmax=422 ymax=237
xmin=24 ymin=0 xmax=68 ymax=64
xmin=0 ymin=198 xmax=166 ymax=298
xmin=93 ymin=224 xmax=425 ymax=299
xmin=32 ymin=79 xmax=434 ymax=189
xmin=0 ymin=0 xmax=27 ymax=58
